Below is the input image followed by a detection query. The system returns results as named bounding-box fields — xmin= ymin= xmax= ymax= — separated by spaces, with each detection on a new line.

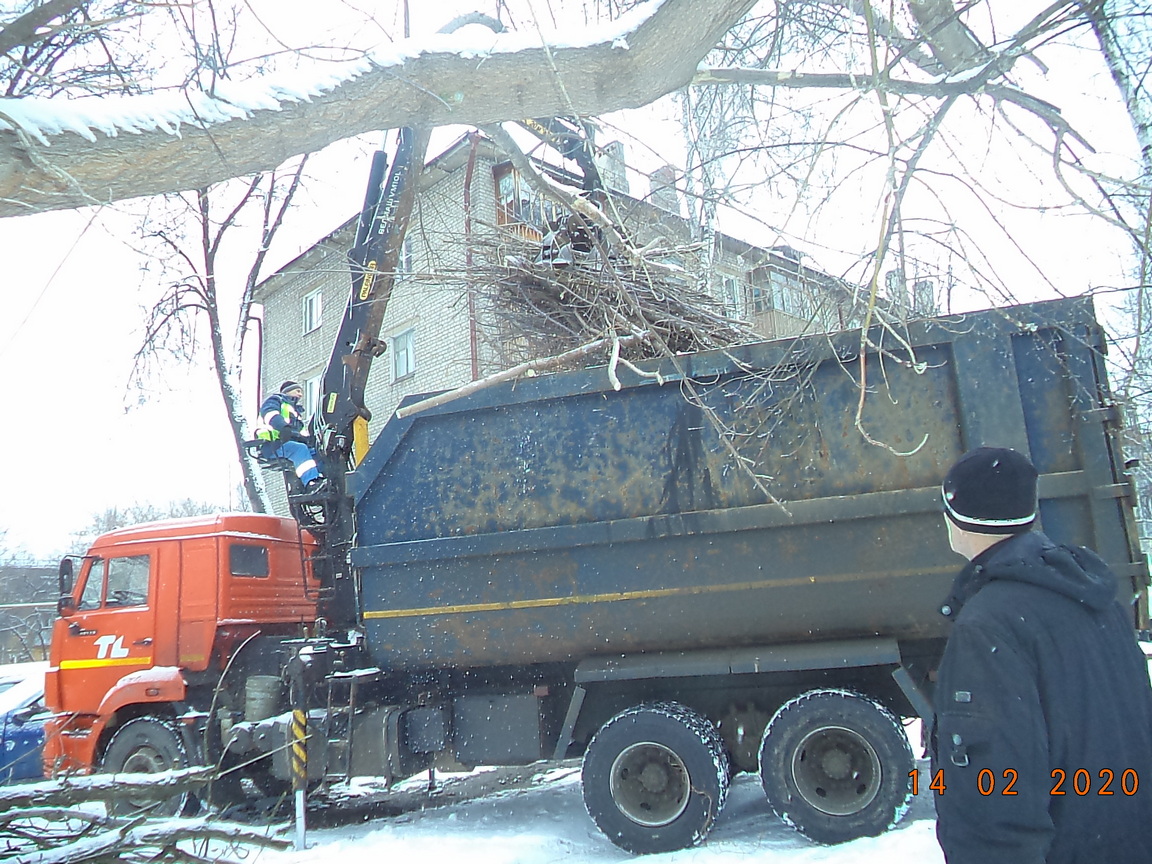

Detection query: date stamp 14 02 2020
xmin=911 ymin=768 xmax=1140 ymax=797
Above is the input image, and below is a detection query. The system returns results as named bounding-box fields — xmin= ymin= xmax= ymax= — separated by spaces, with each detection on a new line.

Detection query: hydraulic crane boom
xmin=289 ymin=127 xmax=428 ymax=628
xmin=312 ymin=117 xmax=598 ymax=477
xmin=315 ymin=126 xmax=430 ymax=473
xmin=517 ymin=117 xmax=602 ymax=195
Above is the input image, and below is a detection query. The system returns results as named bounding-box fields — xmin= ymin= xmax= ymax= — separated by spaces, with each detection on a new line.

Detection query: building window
xmin=398 ymin=236 xmax=414 ymax=276
xmin=721 ymin=275 xmax=743 ymax=316
xmin=391 ymin=328 xmax=415 ymax=381
xmin=494 ymin=164 xmax=563 ymax=240
xmin=751 ymin=283 xmax=770 ymax=314
xmin=302 ymin=288 xmax=322 ymax=334
xmin=769 ymin=271 xmax=805 ymax=317
xmin=302 ymin=373 xmax=322 ymax=421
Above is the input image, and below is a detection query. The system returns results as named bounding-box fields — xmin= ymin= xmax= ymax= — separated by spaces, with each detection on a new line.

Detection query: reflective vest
xmin=255 ymin=395 xmax=302 ymax=442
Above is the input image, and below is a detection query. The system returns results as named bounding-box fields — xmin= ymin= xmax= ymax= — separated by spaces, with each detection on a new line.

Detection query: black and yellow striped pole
xmin=286 ymin=651 xmax=311 ymax=851
xmin=291 ymin=705 xmax=308 ymax=849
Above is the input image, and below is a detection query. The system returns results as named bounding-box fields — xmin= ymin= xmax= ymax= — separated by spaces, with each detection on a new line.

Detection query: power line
xmin=0 ymin=210 xmax=100 ymax=361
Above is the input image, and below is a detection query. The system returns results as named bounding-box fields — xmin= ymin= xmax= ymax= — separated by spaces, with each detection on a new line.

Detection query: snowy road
xmin=267 ymin=763 xmax=944 ymax=864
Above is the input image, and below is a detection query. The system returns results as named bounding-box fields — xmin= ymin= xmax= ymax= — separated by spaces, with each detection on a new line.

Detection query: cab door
xmin=53 ymin=552 xmax=158 ymax=716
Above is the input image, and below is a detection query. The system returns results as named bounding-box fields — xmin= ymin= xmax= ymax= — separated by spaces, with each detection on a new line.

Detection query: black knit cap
xmin=279 ymin=380 xmax=303 ymax=395
xmin=942 ymin=447 xmax=1038 ymax=535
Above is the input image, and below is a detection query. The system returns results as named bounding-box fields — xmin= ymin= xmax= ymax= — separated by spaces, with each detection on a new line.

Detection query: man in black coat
xmin=932 ymin=446 xmax=1152 ymax=863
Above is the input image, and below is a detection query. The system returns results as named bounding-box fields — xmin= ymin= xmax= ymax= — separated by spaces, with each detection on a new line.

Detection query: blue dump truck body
xmin=349 ymin=296 xmax=1146 ymax=671
xmin=333 ymin=296 xmax=1144 ymax=853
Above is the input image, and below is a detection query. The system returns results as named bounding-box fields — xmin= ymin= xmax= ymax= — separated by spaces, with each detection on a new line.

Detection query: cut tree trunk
xmin=0 ymin=0 xmax=755 ymax=217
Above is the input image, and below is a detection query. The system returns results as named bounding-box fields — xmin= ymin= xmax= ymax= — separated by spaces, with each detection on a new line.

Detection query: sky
xmin=0 ymin=2 xmax=535 ymax=559
xmin=0 ymin=1 xmax=1145 ymax=561
xmin=0 ymin=138 xmax=378 ymax=560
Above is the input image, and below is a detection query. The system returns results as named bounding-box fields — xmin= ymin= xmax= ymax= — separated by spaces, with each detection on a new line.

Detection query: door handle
xmin=134 ymin=638 xmax=153 ymax=646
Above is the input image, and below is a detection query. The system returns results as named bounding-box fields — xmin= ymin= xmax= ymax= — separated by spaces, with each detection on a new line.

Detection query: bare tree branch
xmin=906 ymin=0 xmax=990 ymax=73
xmin=0 ymin=0 xmax=90 ymax=56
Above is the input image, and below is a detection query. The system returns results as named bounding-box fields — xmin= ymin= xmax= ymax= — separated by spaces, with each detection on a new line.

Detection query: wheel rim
xmin=790 ymin=725 xmax=882 ymax=816
xmin=122 ymin=744 xmax=172 ymax=775
xmin=108 ymin=726 xmax=188 ymax=814
xmin=608 ymin=741 xmax=692 ymax=827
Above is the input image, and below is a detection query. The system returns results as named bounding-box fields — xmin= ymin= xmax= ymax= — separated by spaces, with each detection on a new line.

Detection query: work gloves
xmin=279 ymin=428 xmax=309 ymax=445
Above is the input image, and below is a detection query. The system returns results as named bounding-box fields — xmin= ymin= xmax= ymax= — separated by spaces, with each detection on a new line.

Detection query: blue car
xmin=0 ymin=662 xmax=48 ymax=783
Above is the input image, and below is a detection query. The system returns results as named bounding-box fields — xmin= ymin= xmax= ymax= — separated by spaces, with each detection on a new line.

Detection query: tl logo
xmin=94 ymin=635 xmax=129 ymax=660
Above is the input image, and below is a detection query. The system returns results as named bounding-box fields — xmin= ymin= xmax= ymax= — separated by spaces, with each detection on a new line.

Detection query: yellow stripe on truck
xmin=361 ymin=566 xmax=956 ymax=621
xmin=363 ymin=579 xmax=782 ymax=620
xmin=59 ymin=656 xmax=152 ymax=670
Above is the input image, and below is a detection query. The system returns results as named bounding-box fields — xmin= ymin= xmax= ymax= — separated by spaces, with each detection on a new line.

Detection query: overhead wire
xmin=0 ymin=209 xmax=100 ymax=361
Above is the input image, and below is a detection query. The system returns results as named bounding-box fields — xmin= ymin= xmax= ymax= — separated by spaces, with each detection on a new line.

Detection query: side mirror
xmin=58 ymin=558 xmax=74 ymax=596
xmin=10 ymin=704 xmax=37 ymax=728
xmin=58 ymin=558 xmax=77 ymax=617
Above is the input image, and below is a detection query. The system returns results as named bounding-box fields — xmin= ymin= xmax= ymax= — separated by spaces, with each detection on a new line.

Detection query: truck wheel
xmin=582 ymin=702 xmax=730 ymax=854
xmin=758 ymin=689 xmax=913 ymax=844
xmin=101 ymin=716 xmax=197 ymax=816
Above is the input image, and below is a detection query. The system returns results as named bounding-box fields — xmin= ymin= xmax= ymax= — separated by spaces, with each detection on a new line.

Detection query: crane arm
xmin=314 ymin=126 xmax=430 ymax=467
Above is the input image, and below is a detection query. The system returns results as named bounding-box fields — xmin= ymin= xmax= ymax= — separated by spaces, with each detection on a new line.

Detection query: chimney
xmin=597 ymin=141 xmax=629 ymax=193
xmin=912 ymin=279 xmax=936 ymax=315
xmin=884 ymin=268 xmax=906 ymax=302
xmin=649 ymin=165 xmax=681 ymax=215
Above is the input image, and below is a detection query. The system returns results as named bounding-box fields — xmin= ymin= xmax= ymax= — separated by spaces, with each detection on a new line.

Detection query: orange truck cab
xmin=44 ymin=513 xmax=319 ymax=780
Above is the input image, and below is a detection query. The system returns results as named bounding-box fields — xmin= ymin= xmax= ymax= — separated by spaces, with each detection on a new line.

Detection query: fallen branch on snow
xmin=0 ymin=769 xmax=286 ymax=864
xmin=0 ymin=767 xmax=213 ymax=811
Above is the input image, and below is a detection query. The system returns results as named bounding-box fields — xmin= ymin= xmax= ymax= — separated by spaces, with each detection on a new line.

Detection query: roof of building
xmin=255 ymin=130 xmax=832 ymax=302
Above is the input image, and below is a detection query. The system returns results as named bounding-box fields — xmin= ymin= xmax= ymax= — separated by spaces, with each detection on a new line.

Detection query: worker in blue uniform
xmin=255 ymin=381 xmax=324 ymax=491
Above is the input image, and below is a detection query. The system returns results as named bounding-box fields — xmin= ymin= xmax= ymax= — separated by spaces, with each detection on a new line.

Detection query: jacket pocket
xmin=935 ymin=691 xmax=995 ymax=769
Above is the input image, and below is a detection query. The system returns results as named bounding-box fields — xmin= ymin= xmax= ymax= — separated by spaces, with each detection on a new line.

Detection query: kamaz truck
xmin=43 ymin=287 xmax=1147 ymax=853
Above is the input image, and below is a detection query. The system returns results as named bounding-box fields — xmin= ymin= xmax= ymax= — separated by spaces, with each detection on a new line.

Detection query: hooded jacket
xmin=932 ymin=530 xmax=1152 ymax=864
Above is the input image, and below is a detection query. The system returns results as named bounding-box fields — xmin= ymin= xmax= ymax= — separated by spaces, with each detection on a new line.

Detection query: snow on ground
xmin=259 ymin=764 xmax=943 ymax=864
xmin=231 ymin=643 xmax=1151 ymax=862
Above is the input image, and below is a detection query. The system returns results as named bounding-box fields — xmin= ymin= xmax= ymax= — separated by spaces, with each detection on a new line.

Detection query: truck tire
xmin=101 ymin=716 xmax=198 ymax=816
xmin=582 ymin=702 xmax=730 ymax=854
xmin=758 ymin=689 xmax=913 ymax=844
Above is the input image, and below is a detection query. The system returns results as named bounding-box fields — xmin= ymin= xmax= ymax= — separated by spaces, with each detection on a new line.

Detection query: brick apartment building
xmin=253 ymin=132 xmax=921 ymax=510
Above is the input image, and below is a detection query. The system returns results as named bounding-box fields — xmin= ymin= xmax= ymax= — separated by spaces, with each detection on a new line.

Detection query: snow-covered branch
xmin=0 ymin=766 xmax=213 ymax=810
xmin=0 ymin=0 xmax=756 ymax=217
